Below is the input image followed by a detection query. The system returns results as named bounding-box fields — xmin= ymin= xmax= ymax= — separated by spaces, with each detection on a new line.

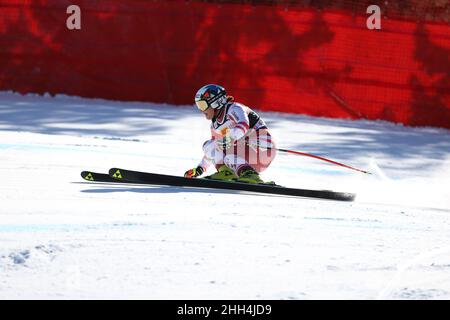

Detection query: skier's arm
xmin=185 ymin=136 xmax=215 ymax=178
xmin=227 ymin=104 xmax=250 ymax=141
xmin=197 ymin=155 xmax=213 ymax=172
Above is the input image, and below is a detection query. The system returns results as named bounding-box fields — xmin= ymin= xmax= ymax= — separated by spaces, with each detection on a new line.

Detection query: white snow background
xmin=0 ymin=91 xmax=450 ymax=299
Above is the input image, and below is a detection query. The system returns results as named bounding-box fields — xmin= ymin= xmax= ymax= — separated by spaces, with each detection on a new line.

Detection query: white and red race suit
xmin=197 ymin=101 xmax=276 ymax=175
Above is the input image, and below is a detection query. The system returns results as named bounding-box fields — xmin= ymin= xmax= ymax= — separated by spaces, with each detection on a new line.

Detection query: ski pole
xmin=276 ymin=147 xmax=371 ymax=174
xmin=248 ymin=142 xmax=371 ymax=174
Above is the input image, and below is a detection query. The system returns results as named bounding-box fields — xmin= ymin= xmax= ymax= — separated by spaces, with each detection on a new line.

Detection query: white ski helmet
xmin=194 ymin=84 xmax=227 ymax=111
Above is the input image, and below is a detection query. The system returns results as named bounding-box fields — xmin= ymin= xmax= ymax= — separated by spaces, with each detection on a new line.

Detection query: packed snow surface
xmin=1 ymin=92 xmax=450 ymax=299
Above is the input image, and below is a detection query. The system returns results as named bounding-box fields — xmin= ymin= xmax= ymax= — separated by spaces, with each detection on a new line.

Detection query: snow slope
xmin=1 ymin=91 xmax=450 ymax=299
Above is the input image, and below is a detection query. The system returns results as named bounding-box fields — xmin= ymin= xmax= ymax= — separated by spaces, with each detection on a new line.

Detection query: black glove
xmin=184 ymin=166 xmax=204 ymax=178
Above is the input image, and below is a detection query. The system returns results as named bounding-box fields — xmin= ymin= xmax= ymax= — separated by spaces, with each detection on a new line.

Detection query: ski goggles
xmin=195 ymin=99 xmax=210 ymax=111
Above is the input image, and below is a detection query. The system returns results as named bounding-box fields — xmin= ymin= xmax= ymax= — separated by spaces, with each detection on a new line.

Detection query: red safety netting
xmin=1 ymin=0 xmax=449 ymax=128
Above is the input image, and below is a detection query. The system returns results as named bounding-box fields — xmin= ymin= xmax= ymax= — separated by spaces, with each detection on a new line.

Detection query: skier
xmin=184 ymin=84 xmax=276 ymax=184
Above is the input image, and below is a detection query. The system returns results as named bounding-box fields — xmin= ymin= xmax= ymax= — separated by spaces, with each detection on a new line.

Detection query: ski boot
xmin=204 ymin=165 xmax=238 ymax=181
xmin=236 ymin=168 xmax=265 ymax=184
xmin=235 ymin=168 xmax=277 ymax=185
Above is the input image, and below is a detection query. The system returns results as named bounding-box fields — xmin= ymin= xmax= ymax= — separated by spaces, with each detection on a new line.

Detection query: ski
xmin=108 ymin=168 xmax=356 ymax=201
xmin=81 ymin=171 xmax=130 ymax=183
